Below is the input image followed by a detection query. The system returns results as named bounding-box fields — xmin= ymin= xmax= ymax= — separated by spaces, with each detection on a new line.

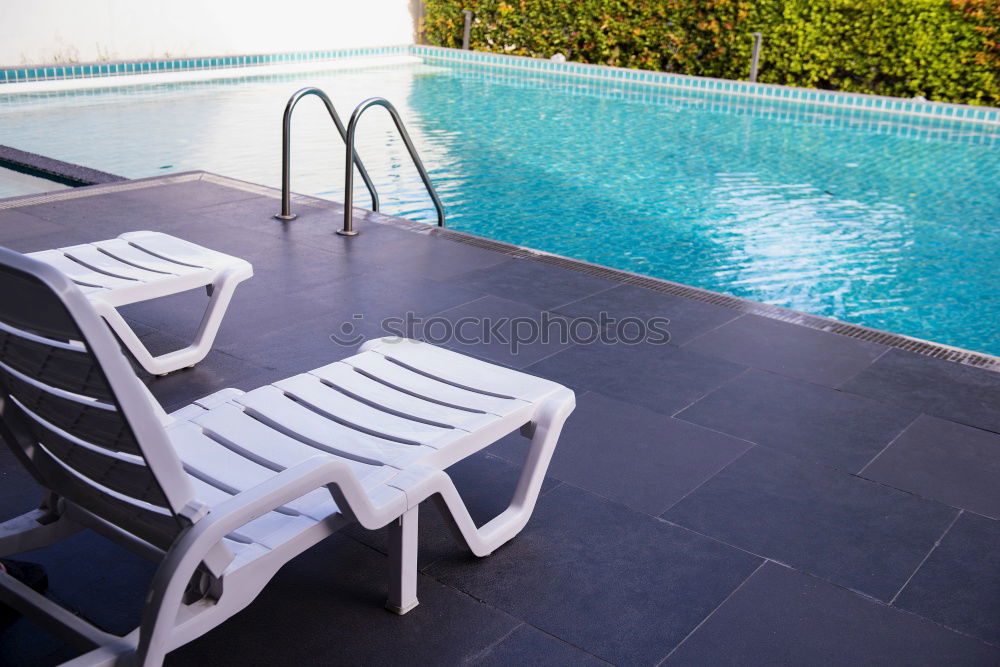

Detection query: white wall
xmin=0 ymin=0 xmax=417 ymax=66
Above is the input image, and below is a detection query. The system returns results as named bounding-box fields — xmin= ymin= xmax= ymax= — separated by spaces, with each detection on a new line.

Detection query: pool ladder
xmin=274 ymin=87 xmax=446 ymax=236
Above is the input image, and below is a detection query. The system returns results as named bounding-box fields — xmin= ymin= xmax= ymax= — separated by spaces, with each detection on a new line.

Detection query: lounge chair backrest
xmin=0 ymin=247 xmax=198 ymax=550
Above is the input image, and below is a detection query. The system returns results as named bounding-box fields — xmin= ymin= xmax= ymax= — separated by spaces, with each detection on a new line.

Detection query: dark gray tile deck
xmin=552 ymin=283 xmax=739 ymax=346
xmin=525 ymin=339 xmax=746 ymax=415
xmin=490 ymin=391 xmax=752 ymax=515
xmin=0 ymin=209 xmax=67 ymax=242
xmin=0 ymin=223 xmax=97 ymax=254
xmin=861 ymin=415 xmax=1000 ymax=519
xmin=893 ymin=512 xmax=1000 ymax=646
xmin=2 ymin=173 xmax=998 ymax=664
xmin=425 ymin=484 xmax=762 ymax=665
xmin=842 ymin=348 xmax=1000 ymax=433
xmin=676 ymin=368 xmax=918 ymax=471
xmin=452 ymin=257 xmax=620 ymax=310
xmin=472 ymin=624 xmax=607 ymax=666
xmin=663 ymin=446 xmax=958 ymax=601
xmin=115 ymin=179 xmax=261 ymax=211
xmin=16 ymin=191 xmax=220 ymax=233
xmin=422 ymin=295 xmax=575 ymax=369
xmin=664 ymin=562 xmax=1000 ymax=665
xmin=683 ymin=313 xmax=887 ymax=387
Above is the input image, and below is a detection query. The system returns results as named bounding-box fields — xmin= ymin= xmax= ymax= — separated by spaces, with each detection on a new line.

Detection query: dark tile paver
xmin=842 ymin=348 xmax=1000 ymax=433
xmin=553 ymin=283 xmax=739 ymax=346
xmin=370 ymin=231 xmax=513 ymax=282
xmin=664 ymin=562 xmax=1000 ymax=665
xmin=123 ymin=250 xmax=480 ymax=353
xmin=683 ymin=314 xmax=886 ymax=387
xmin=15 ymin=191 xmax=219 ymax=235
xmin=197 ymin=195 xmax=423 ymax=257
xmin=117 ymin=179 xmax=260 ymax=211
xmin=1 ymin=224 xmax=99 ymax=254
xmin=676 ymin=369 xmax=918 ymax=471
xmin=525 ymin=340 xmax=746 ymax=416
xmin=474 ymin=624 xmax=606 ymax=666
xmin=894 ymin=512 xmax=1000 ymax=646
xmin=169 ymin=534 xmax=520 ymax=666
xmin=663 ymin=446 xmax=958 ymax=601
xmin=420 ymin=295 xmax=574 ymax=369
xmin=490 ymin=391 xmax=752 ymax=515
xmin=0 ymin=209 xmax=68 ymax=242
xmin=426 ymin=484 xmax=762 ymax=665
xmin=862 ymin=415 xmax=1000 ymax=519
xmin=452 ymin=257 xmax=619 ymax=310
xmin=135 ymin=330 xmax=272 ymax=410
xmin=213 ymin=310 xmax=374 ymax=376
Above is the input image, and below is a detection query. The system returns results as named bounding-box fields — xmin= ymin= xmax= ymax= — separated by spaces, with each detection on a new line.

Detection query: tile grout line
xmin=674 ymin=312 xmax=747 ymax=349
xmin=545 ymin=476 xmax=772 ymax=563
xmin=515 ymin=622 xmax=616 ymax=665
xmin=887 ymin=599 xmax=1000 ymax=650
xmin=835 ymin=345 xmax=893 ymax=390
xmin=888 ymin=509 xmax=963 ymax=606
xmin=655 ymin=559 xmax=769 ymax=665
xmin=669 ymin=366 xmax=754 ymax=418
xmin=520 ymin=340 xmax=581 ymax=369
xmin=463 ymin=622 xmax=525 ymax=663
xmin=856 ymin=412 xmax=922 ymax=476
xmin=336 ymin=472 xmax=991 ymax=653
xmin=545 ymin=282 xmax=623 ymax=314
xmin=656 ymin=443 xmax=757 ymax=517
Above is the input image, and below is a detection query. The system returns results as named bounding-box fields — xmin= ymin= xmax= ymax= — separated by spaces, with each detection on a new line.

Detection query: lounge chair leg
xmin=429 ymin=388 xmax=575 ymax=557
xmin=385 ymin=507 xmax=419 ymax=615
xmin=94 ymin=271 xmax=242 ymax=376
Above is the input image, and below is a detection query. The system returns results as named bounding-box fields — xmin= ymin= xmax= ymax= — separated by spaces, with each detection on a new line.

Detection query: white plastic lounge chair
xmin=27 ymin=231 xmax=252 ymax=375
xmin=0 ymin=247 xmax=575 ymax=666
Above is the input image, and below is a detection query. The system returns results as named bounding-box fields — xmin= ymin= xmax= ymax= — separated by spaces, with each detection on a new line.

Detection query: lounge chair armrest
xmin=173 ymin=457 xmax=406 ymax=567
xmin=144 ymin=456 xmax=408 ymax=625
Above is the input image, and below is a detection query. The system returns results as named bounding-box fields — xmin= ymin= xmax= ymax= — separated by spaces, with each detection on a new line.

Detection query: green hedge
xmin=423 ymin=0 xmax=1000 ymax=106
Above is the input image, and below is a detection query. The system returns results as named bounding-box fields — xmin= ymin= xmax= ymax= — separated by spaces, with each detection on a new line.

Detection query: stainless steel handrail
xmin=339 ymin=97 xmax=446 ymax=236
xmin=274 ymin=87 xmax=379 ymax=221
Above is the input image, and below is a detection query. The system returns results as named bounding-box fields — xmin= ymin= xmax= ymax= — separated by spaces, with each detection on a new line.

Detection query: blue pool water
xmin=1 ymin=60 xmax=998 ymax=354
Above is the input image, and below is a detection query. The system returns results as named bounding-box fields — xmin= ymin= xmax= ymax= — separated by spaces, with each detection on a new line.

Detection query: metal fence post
xmin=749 ymin=32 xmax=763 ymax=82
xmin=462 ymin=10 xmax=473 ymax=50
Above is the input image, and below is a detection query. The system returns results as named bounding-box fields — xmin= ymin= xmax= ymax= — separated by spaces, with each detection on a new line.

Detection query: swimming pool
xmin=1 ymin=55 xmax=998 ymax=355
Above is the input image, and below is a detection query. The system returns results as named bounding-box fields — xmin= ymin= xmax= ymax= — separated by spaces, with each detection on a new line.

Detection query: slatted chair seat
xmin=28 ymin=231 xmax=252 ymax=375
xmin=0 ymin=246 xmax=575 ymax=666
xmin=164 ymin=340 xmax=564 ymax=553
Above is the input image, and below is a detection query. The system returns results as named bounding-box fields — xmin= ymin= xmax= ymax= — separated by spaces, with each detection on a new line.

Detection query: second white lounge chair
xmin=28 ymin=231 xmax=253 ymax=376
xmin=0 ymin=247 xmax=575 ymax=665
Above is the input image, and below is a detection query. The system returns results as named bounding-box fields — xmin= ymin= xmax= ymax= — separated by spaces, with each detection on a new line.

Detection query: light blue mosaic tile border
xmin=3 ymin=42 xmax=996 ymax=130
xmin=432 ymin=57 xmax=999 ymax=145
xmin=0 ymin=45 xmax=411 ymax=84
xmin=411 ymin=45 xmax=1000 ymax=127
